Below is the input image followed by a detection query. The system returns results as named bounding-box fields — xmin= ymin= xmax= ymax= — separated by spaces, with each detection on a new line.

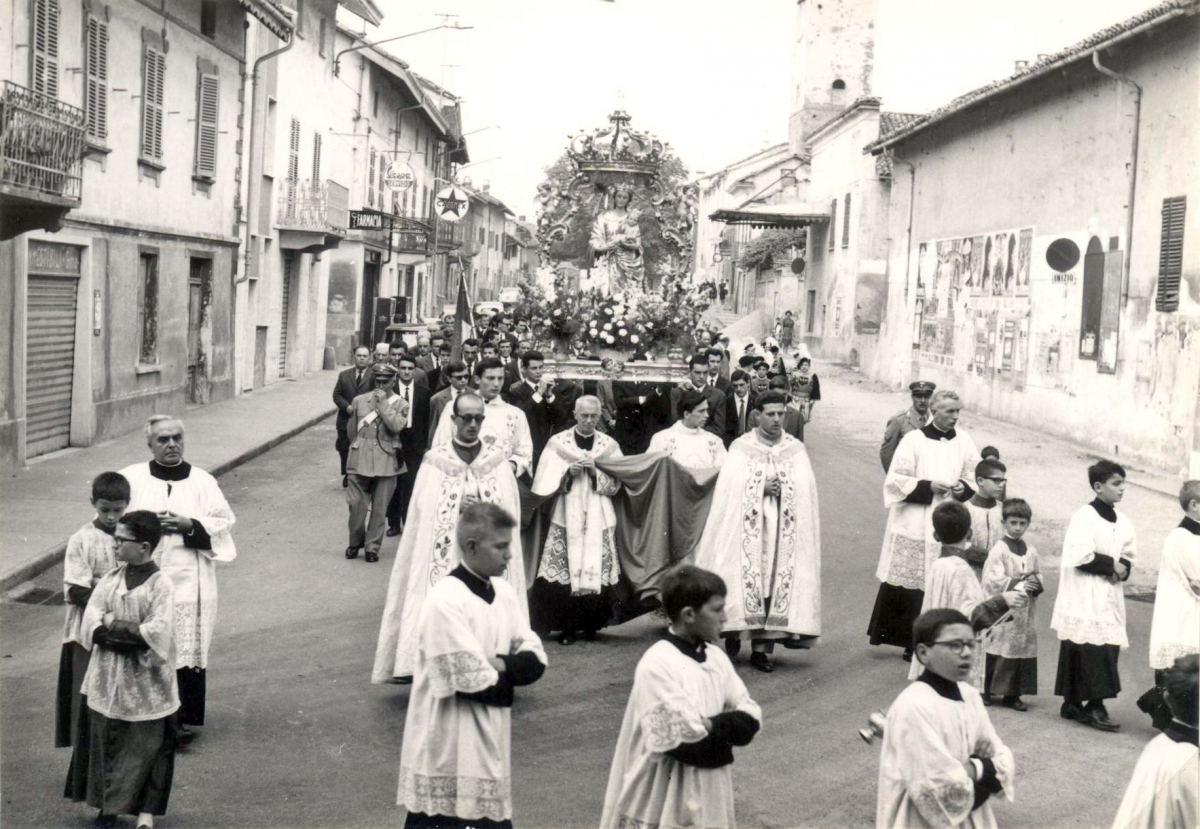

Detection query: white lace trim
xmin=400 ymin=767 xmax=510 ymax=821
xmin=885 ymin=536 xmax=927 ymax=591
xmin=643 ymin=702 xmax=707 ymax=753
xmin=1053 ymin=615 xmax=1129 ymax=647
xmin=428 ymin=650 xmax=494 ymax=695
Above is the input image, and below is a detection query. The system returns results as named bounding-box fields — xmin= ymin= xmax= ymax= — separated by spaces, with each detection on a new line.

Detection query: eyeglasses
xmin=455 ymin=414 xmax=486 ymax=424
xmin=982 ymin=477 xmax=1008 ymax=484
xmin=930 ymin=639 xmax=977 ymax=655
xmin=114 ymin=535 xmax=139 ymax=545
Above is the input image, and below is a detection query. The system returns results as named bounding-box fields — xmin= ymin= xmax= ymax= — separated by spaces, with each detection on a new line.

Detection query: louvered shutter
xmin=85 ymin=13 xmax=108 ymax=141
xmin=368 ymin=147 xmax=376 ymax=208
xmin=194 ymin=63 xmax=219 ymax=179
xmin=312 ymin=132 xmax=322 ymax=183
xmin=141 ymin=44 xmax=166 ymax=162
xmin=1157 ymin=196 xmax=1186 ymax=312
xmin=31 ymin=0 xmax=60 ymax=98
xmin=828 ymin=199 xmax=836 ymax=251
xmin=842 ymin=193 xmax=851 ymax=247
xmin=286 ymin=117 xmax=299 ymax=215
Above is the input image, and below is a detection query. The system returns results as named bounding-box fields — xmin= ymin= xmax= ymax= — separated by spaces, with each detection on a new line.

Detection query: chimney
xmin=482 ymin=182 xmax=490 ymax=193
xmin=1037 ymin=53 xmax=1050 ymax=61
xmin=1014 ymin=60 xmax=1029 ymax=72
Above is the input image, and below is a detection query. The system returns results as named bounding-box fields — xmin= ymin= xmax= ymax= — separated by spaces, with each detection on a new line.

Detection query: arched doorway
xmin=1078 ymin=237 xmax=1105 ymax=359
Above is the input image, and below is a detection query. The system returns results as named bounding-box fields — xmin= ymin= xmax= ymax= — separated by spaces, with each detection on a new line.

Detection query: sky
xmin=345 ymin=0 xmax=1164 ymax=218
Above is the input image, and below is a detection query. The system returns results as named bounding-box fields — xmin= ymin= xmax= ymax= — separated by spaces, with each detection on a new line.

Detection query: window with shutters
xmin=842 ymin=193 xmax=851 ymax=248
xmin=137 ymin=251 xmax=160 ymax=364
xmin=286 ymin=117 xmax=300 ymax=214
xmin=318 ymin=17 xmax=327 ymax=57
xmin=200 ymin=0 xmax=217 ymax=38
xmin=31 ymin=0 xmax=60 ymax=98
xmin=84 ymin=10 xmax=108 ymax=145
xmin=140 ymin=30 xmax=167 ymax=165
xmin=193 ymin=60 xmax=219 ymax=180
xmin=368 ymin=147 xmax=376 ymax=207
xmin=378 ymin=153 xmax=387 ymax=212
xmin=312 ymin=132 xmax=322 ymax=183
xmin=1157 ymin=196 xmax=1186 ymax=313
xmin=828 ymin=198 xmax=836 ymax=252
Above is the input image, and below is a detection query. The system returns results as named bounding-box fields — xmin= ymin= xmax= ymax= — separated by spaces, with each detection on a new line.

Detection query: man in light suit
xmin=879 ymin=380 xmax=936 ymax=471
xmin=333 ymin=346 xmax=374 ymax=486
xmin=426 ymin=361 xmax=470 ymax=448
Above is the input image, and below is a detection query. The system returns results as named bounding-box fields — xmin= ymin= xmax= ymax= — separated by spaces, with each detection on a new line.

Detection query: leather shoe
xmin=750 ymin=652 xmax=774 ymax=673
xmin=93 ymin=814 xmax=117 ymax=829
xmin=1060 ymin=702 xmax=1086 ymax=721
xmin=1085 ymin=704 xmax=1120 ymax=731
xmin=981 ymin=693 xmax=993 ymax=706
xmin=902 ymin=648 xmax=914 ymax=662
xmin=345 ymin=546 xmax=360 ymax=560
xmin=386 ymin=526 xmax=402 ymax=538
xmin=364 ymin=550 xmax=379 ymax=563
xmin=725 ymin=638 xmax=742 ymax=659
xmin=558 ymin=631 xmax=577 ymax=646
xmin=1002 ymin=696 xmax=1028 ymax=711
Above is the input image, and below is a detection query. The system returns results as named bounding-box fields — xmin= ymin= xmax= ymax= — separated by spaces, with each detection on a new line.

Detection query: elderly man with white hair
xmin=869 ymin=389 xmax=979 ymax=661
xmin=120 ymin=415 xmax=236 ymax=742
xmin=528 ymin=395 xmax=624 ymax=645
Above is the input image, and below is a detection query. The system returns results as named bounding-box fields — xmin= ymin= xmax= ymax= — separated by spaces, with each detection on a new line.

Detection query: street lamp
xmin=334 ymin=22 xmax=473 ymax=76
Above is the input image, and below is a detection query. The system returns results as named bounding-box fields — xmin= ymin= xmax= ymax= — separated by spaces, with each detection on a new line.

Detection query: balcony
xmin=0 ymin=81 xmax=86 ymax=240
xmin=436 ymin=218 xmax=463 ymax=251
xmin=277 ymin=178 xmax=349 ymax=253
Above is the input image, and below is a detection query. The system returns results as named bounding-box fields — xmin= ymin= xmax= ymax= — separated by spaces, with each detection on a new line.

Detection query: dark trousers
xmin=177 ymin=667 xmax=205 ymax=726
xmin=336 ymin=432 xmax=350 ymax=476
xmin=387 ymin=446 xmax=424 ymax=530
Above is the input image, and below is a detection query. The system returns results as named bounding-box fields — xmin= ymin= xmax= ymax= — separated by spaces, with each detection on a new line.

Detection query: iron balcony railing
xmin=0 ymin=81 xmax=86 ymax=203
xmin=277 ymin=178 xmax=349 ymax=233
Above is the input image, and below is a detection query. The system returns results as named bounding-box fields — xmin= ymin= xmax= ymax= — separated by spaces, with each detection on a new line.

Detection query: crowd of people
xmin=48 ymin=310 xmax=1199 ymax=829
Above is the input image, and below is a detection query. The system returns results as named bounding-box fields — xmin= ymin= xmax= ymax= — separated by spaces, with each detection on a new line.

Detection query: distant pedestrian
xmin=1112 ymin=654 xmax=1198 ymax=829
xmin=65 ymin=510 xmax=178 ymax=829
xmin=1139 ymin=479 xmax=1199 ymax=730
xmin=120 ymin=415 xmax=236 ymax=744
xmin=879 ymin=380 xmax=935 ymax=472
xmin=344 ymin=364 xmax=408 ymax=564
xmin=790 ymin=357 xmax=821 ymax=424
xmin=780 ymin=310 xmax=795 ymax=348
xmin=876 ymin=608 xmax=1014 ymax=829
xmin=395 ymin=503 xmax=546 ymax=829
xmin=600 ymin=566 xmax=761 ymax=829
xmin=982 ymin=498 xmax=1043 ymax=710
xmin=718 ymin=280 xmax=728 ymax=304
xmin=1051 ymin=459 xmax=1135 ymax=732
xmin=57 ymin=472 xmax=128 ymax=750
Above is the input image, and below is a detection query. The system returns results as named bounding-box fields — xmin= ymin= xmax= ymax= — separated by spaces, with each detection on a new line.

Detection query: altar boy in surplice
xmin=65 ymin=511 xmax=178 ymax=829
xmin=877 ymin=608 xmax=1015 ymax=829
xmin=600 ymin=566 xmax=761 ymax=829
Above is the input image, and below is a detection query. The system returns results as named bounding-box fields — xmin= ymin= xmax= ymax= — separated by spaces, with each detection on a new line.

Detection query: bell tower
xmin=788 ymin=0 xmax=879 ymax=154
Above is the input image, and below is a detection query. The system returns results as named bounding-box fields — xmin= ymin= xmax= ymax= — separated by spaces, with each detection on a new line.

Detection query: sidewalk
xmin=812 ymin=361 xmax=1183 ymax=592
xmin=0 ymin=371 xmax=339 ymax=591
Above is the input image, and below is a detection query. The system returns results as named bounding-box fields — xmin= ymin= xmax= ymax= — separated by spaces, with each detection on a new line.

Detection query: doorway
xmin=254 ymin=326 xmax=268 ymax=389
xmin=187 ymin=257 xmax=212 ymax=405
xmin=279 ymin=252 xmax=295 ymax=377
xmin=360 ymin=261 xmax=379 ymax=348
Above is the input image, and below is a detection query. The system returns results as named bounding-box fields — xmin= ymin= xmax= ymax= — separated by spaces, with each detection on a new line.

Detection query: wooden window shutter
xmin=312 ymin=132 xmax=322 ymax=183
xmin=31 ymin=0 xmax=60 ymax=98
xmin=842 ymin=193 xmax=851 ymax=248
xmin=368 ymin=147 xmax=376 ymax=207
xmin=828 ymin=199 xmax=836 ymax=251
xmin=140 ymin=30 xmax=166 ymax=163
xmin=84 ymin=11 xmax=108 ymax=141
xmin=193 ymin=59 xmax=219 ymax=179
xmin=1157 ymin=196 xmax=1186 ymax=312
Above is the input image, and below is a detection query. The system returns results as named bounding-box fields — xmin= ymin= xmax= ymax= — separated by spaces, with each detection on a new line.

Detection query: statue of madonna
xmin=590 ymin=185 xmax=645 ymax=294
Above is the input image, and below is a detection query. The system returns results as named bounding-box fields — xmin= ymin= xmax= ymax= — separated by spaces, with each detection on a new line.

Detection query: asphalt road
xmin=0 ymin=413 xmax=1164 ymax=829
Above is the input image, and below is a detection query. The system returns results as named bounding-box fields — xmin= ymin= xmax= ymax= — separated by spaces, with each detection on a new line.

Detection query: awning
xmin=338 ymin=0 xmax=383 ymax=27
xmin=709 ymin=201 xmax=829 ymax=229
xmin=237 ymin=0 xmax=294 ymax=40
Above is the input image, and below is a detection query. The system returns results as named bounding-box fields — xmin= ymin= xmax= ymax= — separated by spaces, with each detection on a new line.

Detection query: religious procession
xmin=2 ymin=1 xmax=1199 ymax=829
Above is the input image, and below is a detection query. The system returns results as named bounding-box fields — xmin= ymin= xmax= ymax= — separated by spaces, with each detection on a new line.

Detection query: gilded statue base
xmin=548 ymin=358 xmax=689 ymax=383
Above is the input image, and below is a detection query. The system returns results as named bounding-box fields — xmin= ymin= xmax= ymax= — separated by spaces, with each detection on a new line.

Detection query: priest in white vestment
xmin=372 ymin=393 xmax=529 ymax=684
xmin=1112 ymin=654 xmax=1198 ymax=829
xmin=870 ymin=390 xmax=978 ymax=660
xmin=120 ymin=415 xmax=235 ymax=740
xmin=693 ymin=390 xmax=820 ymax=674
xmin=647 ymin=388 xmax=727 ymax=471
xmin=1149 ymin=481 xmax=1200 ymax=672
xmin=601 ymin=565 xmax=761 ymax=829
xmin=431 ymin=358 xmax=534 ymax=479
xmin=397 ymin=503 xmax=546 ymax=829
xmin=528 ymin=396 xmax=622 ymax=645
xmin=877 ymin=608 xmax=1015 ymax=829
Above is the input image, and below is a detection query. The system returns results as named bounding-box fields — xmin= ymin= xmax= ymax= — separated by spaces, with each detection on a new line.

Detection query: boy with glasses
xmin=877 ymin=608 xmax=1014 ymax=829
xmin=965 ymin=459 xmax=1008 ymax=579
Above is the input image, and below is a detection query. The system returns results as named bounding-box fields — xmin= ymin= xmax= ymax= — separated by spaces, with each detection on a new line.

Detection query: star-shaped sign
xmin=435 ymin=186 xmax=470 ymax=222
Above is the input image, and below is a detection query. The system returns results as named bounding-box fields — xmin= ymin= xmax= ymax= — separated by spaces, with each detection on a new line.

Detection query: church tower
xmin=788 ymin=0 xmax=879 ymax=155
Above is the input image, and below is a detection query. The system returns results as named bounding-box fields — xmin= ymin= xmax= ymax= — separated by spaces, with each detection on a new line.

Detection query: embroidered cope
xmin=430 ymin=396 xmax=534 ymax=478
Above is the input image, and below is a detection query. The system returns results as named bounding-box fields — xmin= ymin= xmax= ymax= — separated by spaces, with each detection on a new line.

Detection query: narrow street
xmin=1 ymin=392 xmax=1163 ymax=829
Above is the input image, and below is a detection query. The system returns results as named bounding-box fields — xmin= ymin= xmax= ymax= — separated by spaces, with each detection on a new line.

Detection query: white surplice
xmin=981 ymin=540 xmax=1041 ymax=660
xmin=908 ymin=555 xmax=1002 ymax=690
xmin=397 ymin=574 xmax=546 ymax=823
xmin=693 ymin=431 xmax=820 ymax=639
xmin=531 ymin=430 xmax=622 ymax=596
xmin=120 ymin=462 xmax=236 ymax=669
xmin=1148 ymin=521 xmax=1200 ymax=669
xmin=372 ymin=442 xmax=529 ymax=683
xmin=430 ymin=396 xmax=534 ymax=478
xmin=646 ymin=422 xmax=727 ymax=471
xmin=877 ymin=427 xmax=978 ymax=592
xmin=1050 ymin=503 xmax=1136 ymax=647
xmin=79 ymin=566 xmax=179 ymax=722
xmin=1111 ymin=731 xmax=1198 ymax=829
xmin=600 ymin=639 xmax=761 ymax=829
xmin=877 ymin=680 xmax=1015 ymax=829
xmin=62 ymin=523 xmax=117 ymax=645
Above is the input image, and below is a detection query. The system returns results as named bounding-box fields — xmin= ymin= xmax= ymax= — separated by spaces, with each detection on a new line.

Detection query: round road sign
xmin=435 ymin=186 xmax=470 ymax=222
xmin=384 ymin=161 xmax=415 ymax=191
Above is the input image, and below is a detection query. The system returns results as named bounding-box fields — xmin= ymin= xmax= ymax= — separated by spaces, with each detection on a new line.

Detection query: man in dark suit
xmin=613 ymin=378 xmax=669 ymax=456
xmin=669 ymin=355 xmax=727 ymax=439
xmin=461 ymin=338 xmax=481 ymax=389
xmin=723 ymin=369 xmax=757 ymax=448
xmin=508 ymin=350 xmax=559 ymax=470
xmin=498 ymin=340 xmax=522 ymax=402
xmin=425 ymin=342 xmax=454 ymax=393
xmin=703 ymin=347 xmax=731 ymax=394
xmin=426 ymin=361 xmax=470 ymax=447
xmin=333 ymin=346 xmax=374 ymax=486
xmin=386 ymin=353 xmax=432 ymax=535
xmin=413 ymin=334 xmax=436 ymax=374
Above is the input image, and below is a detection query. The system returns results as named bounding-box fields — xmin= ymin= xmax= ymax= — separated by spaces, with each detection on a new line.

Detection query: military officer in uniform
xmin=879 ymin=380 xmax=936 ymax=472
xmin=345 ymin=364 xmax=409 ymax=563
